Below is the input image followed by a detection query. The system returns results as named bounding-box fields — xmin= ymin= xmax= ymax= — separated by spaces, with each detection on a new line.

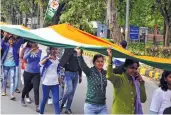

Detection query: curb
xmin=139 ymin=68 xmax=161 ymax=81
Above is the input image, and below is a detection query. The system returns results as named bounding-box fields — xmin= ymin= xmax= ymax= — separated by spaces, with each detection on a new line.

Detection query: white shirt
xmin=42 ymin=59 xmax=59 ymax=85
xmin=150 ymin=88 xmax=171 ymax=114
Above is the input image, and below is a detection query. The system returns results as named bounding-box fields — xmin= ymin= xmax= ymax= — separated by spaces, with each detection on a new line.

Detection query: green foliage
xmin=117 ymin=0 xmax=164 ymax=29
xmin=59 ymin=0 xmax=106 ymax=33
xmin=128 ymin=42 xmax=146 ymax=55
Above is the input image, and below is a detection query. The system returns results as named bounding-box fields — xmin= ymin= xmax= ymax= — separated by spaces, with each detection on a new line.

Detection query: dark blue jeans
xmin=62 ymin=71 xmax=78 ymax=109
xmin=40 ymin=84 xmax=60 ymax=114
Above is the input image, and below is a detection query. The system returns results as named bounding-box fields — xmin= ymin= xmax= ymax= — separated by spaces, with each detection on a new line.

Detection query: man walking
xmin=59 ymin=48 xmax=82 ymax=114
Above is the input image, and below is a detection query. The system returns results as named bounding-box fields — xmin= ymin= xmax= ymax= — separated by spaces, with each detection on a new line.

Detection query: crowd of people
xmin=1 ymin=30 xmax=171 ymax=115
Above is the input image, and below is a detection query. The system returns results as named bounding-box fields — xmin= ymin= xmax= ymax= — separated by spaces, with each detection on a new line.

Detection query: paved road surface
xmin=1 ymin=45 xmax=159 ymax=114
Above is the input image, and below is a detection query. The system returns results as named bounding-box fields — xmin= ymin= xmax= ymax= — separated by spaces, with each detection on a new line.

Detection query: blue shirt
xmin=24 ymin=48 xmax=42 ymax=73
xmin=4 ymin=47 xmax=15 ymax=66
xmin=1 ymin=38 xmax=24 ymax=66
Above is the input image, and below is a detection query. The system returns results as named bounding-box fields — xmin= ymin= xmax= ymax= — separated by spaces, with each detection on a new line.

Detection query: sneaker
xmin=10 ymin=95 xmax=16 ymax=100
xmin=65 ymin=109 xmax=72 ymax=114
xmin=60 ymin=103 xmax=64 ymax=112
xmin=1 ymin=92 xmax=6 ymax=96
xmin=15 ymin=89 xmax=20 ymax=93
xmin=47 ymin=98 xmax=53 ymax=105
xmin=25 ymin=97 xmax=31 ymax=103
xmin=36 ymin=105 xmax=40 ymax=113
xmin=68 ymin=109 xmax=72 ymax=114
xmin=64 ymin=103 xmax=67 ymax=108
xmin=21 ymin=98 xmax=27 ymax=107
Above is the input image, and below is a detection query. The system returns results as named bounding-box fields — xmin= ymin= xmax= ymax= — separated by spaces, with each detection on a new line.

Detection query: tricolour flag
xmin=45 ymin=0 xmax=59 ymax=20
xmin=0 ymin=23 xmax=171 ymax=71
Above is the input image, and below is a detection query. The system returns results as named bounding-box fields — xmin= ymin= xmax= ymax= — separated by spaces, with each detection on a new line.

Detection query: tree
xmin=156 ymin=0 xmax=171 ymax=46
xmin=58 ymin=0 xmax=106 ymax=33
xmin=107 ymin=0 xmax=125 ymax=43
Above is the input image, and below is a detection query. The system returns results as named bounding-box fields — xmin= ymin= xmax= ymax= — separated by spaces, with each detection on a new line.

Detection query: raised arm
xmin=39 ymin=56 xmax=49 ymax=66
xmin=75 ymin=47 xmax=91 ymax=76
xmin=78 ymin=56 xmax=91 ymax=76
xmin=1 ymin=39 xmax=8 ymax=50
xmin=23 ymin=48 xmax=32 ymax=60
xmin=15 ymin=37 xmax=24 ymax=48
xmin=106 ymin=48 xmax=122 ymax=84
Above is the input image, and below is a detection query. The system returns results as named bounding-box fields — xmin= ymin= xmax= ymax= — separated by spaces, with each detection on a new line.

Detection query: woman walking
xmin=21 ymin=42 xmax=42 ymax=112
xmin=75 ymin=47 xmax=108 ymax=114
xmin=150 ymin=70 xmax=171 ymax=114
xmin=106 ymin=48 xmax=147 ymax=114
xmin=39 ymin=47 xmax=63 ymax=114
xmin=1 ymin=35 xmax=23 ymax=100
xmin=20 ymin=41 xmax=32 ymax=103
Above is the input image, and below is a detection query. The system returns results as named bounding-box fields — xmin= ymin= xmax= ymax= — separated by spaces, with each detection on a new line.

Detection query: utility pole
xmin=125 ymin=0 xmax=130 ymax=42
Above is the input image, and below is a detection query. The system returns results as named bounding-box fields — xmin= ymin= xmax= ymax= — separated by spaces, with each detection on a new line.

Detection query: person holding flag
xmin=39 ymin=47 xmax=64 ymax=114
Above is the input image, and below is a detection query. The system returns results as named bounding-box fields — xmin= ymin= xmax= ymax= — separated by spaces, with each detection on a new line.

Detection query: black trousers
xmin=22 ymin=71 xmax=40 ymax=105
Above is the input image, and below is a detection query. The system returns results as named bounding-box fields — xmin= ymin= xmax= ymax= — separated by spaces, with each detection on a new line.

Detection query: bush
xmin=128 ymin=42 xmax=171 ymax=58
xmin=145 ymin=46 xmax=171 ymax=58
xmin=128 ymin=42 xmax=146 ymax=55
xmin=161 ymin=47 xmax=171 ymax=58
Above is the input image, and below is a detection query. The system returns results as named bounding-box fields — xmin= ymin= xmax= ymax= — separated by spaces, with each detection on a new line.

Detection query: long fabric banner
xmin=0 ymin=23 xmax=171 ymax=71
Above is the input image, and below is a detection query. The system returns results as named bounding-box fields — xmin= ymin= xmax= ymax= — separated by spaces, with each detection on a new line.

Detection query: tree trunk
xmin=163 ymin=20 xmax=166 ymax=46
xmin=107 ymin=0 xmax=123 ymax=43
xmin=164 ymin=24 xmax=171 ymax=46
xmin=19 ymin=12 xmax=23 ymax=25
xmin=39 ymin=0 xmax=44 ymax=28
xmin=24 ymin=15 xmax=28 ymax=27
xmin=31 ymin=0 xmax=34 ymax=28
xmin=52 ymin=3 xmax=66 ymax=24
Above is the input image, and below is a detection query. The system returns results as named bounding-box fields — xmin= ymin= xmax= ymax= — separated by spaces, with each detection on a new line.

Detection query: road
xmin=1 ymin=45 xmax=159 ymax=114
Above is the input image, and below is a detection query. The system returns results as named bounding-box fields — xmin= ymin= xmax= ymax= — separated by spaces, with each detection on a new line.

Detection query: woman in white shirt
xmin=150 ymin=70 xmax=171 ymax=114
xmin=39 ymin=47 xmax=63 ymax=114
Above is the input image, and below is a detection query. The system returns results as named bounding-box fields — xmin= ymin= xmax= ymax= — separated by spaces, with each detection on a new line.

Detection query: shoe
xmin=47 ymin=98 xmax=53 ymax=105
xmin=65 ymin=109 xmax=72 ymax=114
xmin=1 ymin=92 xmax=6 ymax=96
xmin=21 ymin=98 xmax=27 ymax=107
xmin=10 ymin=95 xmax=16 ymax=100
xmin=25 ymin=97 xmax=31 ymax=103
xmin=60 ymin=103 xmax=64 ymax=112
xmin=64 ymin=103 xmax=67 ymax=108
xmin=68 ymin=109 xmax=72 ymax=114
xmin=36 ymin=105 xmax=40 ymax=113
xmin=15 ymin=89 xmax=20 ymax=93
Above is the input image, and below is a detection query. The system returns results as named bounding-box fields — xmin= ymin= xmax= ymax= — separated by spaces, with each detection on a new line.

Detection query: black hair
xmin=124 ymin=59 xmax=139 ymax=68
xmin=120 ymin=40 xmax=127 ymax=49
xmin=93 ymin=54 xmax=104 ymax=64
xmin=8 ymin=36 xmax=15 ymax=41
xmin=47 ymin=47 xmax=58 ymax=55
xmin=49 ymin=47 xmax=57 ymax=51
xmin=25 ymin=41 xmax=32 ymax=48
xmin=1 ymin=30 xmax=4 ymax=38
xmin=159 ymin=70 xmax=171 ymax=91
